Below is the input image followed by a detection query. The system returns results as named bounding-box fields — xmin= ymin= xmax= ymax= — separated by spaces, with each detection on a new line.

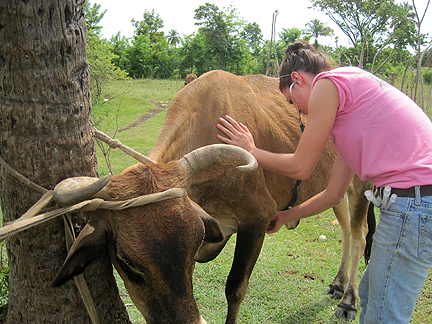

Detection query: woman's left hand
xmin=266 ymin=210 xmax=290 ymax=234
xmin=217 ymin=115 xmax=256 ymax=153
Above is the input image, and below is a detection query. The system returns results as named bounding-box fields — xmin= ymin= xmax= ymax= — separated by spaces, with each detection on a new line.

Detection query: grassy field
xmin=94 ymin=78 xmax=432 ymax=324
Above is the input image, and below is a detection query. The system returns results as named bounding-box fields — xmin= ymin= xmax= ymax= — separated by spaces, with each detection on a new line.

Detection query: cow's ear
xmin=189 ymin=199 xmax=224 ymax=243
xmin=201 ymin=215 xmax=224 ymax=243
xmin=52 ymin=214 xmax=112 ymax=287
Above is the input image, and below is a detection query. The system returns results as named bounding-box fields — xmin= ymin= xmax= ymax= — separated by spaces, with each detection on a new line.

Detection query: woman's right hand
xmin=216 ymin=115 xmax=256 ymax=153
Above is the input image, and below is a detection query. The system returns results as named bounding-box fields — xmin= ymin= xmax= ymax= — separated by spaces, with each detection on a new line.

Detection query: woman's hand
xmin=267 ymin=155 xmax=355 ymax=235
xmin=266 ymin=207 xmax=306 ymax=234
xmin=266 ymin=209 xmax=300 ymax=234
xmin=266 ymin=211 xmax=287 ymax=234
xmin=217 ymin=115 xmax=256 ymax=153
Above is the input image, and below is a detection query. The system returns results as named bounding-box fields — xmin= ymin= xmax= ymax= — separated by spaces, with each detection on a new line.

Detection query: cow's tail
xmin=364 ymin=200 xmax=376 ymax=265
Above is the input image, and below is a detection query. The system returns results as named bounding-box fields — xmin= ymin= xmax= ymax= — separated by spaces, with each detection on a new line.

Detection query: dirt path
xmin=118 ymin=100 xmax=170 ymax=133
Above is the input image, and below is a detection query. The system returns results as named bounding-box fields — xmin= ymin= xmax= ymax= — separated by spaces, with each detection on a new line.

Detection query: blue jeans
xmin=359 ymin=187 xmax=432 ymax=324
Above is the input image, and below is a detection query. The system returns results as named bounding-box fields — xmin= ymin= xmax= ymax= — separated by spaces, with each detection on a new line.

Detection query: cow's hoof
xmin=335 ymin=307 xmax=344 ymax=319
xmin=331 ymin=290 xmax=344 ymax=299
xmin=335 ymin=305 xmax=357 ymax=321
xmin=324 ymin=286 xmax=344 ymax=299
xmin=346 ymin=310 xmax=357 ymax=321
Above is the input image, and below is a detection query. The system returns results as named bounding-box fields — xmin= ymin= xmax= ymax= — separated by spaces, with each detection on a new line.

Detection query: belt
xmin=378 ymin=185 xmax=432 ymax=198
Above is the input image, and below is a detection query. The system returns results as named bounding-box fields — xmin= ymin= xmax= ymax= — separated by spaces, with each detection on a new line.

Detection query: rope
xmin=0 ymin=188 xmax=187 ymax=243
xmin=0 ymin=157 xmax=186 ymax=324
xmin=0 ymin=127 xmax=169 ymax=241
xmin=0 ymin=130 xmax=182 ymax=324
xmin=94 ymin=128 xmax=156 ymax=165
xmin=63 ymin=213 xmax=100 ymax=324
xmin=5 ymin=190 xmax=54 ymax=225
xmin=0 ymin=155 xmax=101 ymax=323
xmin=0 ymin=155 xmax=48 ymax=194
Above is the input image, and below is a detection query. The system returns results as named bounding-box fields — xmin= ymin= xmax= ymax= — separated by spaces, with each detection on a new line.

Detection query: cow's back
xmin=148 ymin=71 xmax=301 ymax=161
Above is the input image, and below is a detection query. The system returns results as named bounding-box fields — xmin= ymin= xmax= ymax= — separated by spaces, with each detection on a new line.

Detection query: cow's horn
xmin=53 ymin=174 xmax=111 ymax=206
xmin=179 ymin=144 xmax=258 ymax=175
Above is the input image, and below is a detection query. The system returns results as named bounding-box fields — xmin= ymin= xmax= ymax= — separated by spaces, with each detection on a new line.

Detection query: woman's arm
xmin=217 ymin=78 xmax=339 ymax=180
xmin=266 ymin=155 xmax=355 ymax=233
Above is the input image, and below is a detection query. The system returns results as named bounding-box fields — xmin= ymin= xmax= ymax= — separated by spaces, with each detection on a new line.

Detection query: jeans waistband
xmin=378 ymin=185 xmax=432 ymax=198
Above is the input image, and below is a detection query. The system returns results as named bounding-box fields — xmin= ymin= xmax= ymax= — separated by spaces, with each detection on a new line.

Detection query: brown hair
xmin=279 ymin=41 xmax=336 ymax=92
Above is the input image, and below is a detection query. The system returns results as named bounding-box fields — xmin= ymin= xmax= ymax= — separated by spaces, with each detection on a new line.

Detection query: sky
xmin=99 ymin=0 xmax=432 ymax=49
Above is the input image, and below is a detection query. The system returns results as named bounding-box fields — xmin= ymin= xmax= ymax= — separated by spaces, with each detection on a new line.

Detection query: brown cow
xmin=184 ymin=73 xmax=197 ymax=86
xmin=52 ymin=144 xmax=257 ymax=324
xmin=54 ymin=70 xmax=371 ymax=323
xmin=149 ymin=70 xmax=371 ymax=322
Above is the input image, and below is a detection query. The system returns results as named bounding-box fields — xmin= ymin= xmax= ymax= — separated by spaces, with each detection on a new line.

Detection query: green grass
xmin=92 ymin=79 xmax=183 ymax=133
xmin=93 ymin=79 xmax=183 ymax=175
xmin=97 ymin=79 xmax=431 ymax=324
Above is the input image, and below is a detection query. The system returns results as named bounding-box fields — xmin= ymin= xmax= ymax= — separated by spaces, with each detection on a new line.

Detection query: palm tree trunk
xmin=0 ymin=0 xmax=130 ymax=322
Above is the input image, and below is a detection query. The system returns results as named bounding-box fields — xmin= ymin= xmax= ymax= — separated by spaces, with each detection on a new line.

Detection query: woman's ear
xmin=290 ymin=71 xmax=301 ymax=85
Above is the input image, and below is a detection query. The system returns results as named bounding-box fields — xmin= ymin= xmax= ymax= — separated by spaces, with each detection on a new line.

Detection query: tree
xmin=242 ymin=22 xmax=263 ymax=53
xmin=369 ymin=3 xmax=416 ymax=73
xmin=179 ymin=32 xmax=209 ymax=76
xmin=194 ymin=3 xmax=231 ymax=69
xmin=0 ymin=1 xmax=130 ymax=322
xmin=167 ymin=29 xmax=181 ymax=47
xmin=131 ymin=9 xmax=164 ymax=42
xmin=87 ymin=35 xmax=129 ymax=104
xmin=84 ymin=0 xmax=106 ymax=36
xmin=84 ymin=3 xmax=129 ymax=104
xmin=265 ymin=10 xmax=279 ymax=76
xmin=304 ymin=18 xmax=334 ymax=49
xmin=127 ymin=34 xmax=153 ymax=78
xmin=412 ymin=0 xmax=431 ymax=106
xmin=110 ymin=32 xmax=132 ymax=72
xmin=310 ymin=0 xmax=401 ymax=68
xmin=389 ymin=2 xmax=417 ymax=62
xmin=193 ymin=3 xmax=255 ymax=73
xmin=279 ymin=27 xmax=304 ymax=46
xmin=128 ymin=9 xmax=173 ymax=78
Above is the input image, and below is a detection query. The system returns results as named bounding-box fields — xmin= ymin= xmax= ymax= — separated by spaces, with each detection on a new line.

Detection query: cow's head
xmin=51 ymin=144 xmax=257 ymax=324
xmin=184 ymin=73 xmax=197 ymax=86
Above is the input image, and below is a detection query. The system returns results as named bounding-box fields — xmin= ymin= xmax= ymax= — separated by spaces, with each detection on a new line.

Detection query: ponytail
xmin=279 ymin=41 xmax=335 ymax=92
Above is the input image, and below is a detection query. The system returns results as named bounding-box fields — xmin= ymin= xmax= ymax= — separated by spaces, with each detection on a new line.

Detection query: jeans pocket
xmin=376 ymin=210 xmax=406 ymax=249
xmin=419 ymin=213 xmax=432 ymax=261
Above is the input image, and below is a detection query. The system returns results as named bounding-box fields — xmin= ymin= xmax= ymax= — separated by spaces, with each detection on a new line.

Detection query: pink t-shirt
xmin=312 ymin=66 xmax=432 ymax=188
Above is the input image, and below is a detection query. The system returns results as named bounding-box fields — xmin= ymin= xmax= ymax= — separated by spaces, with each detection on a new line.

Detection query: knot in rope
xmin=105 ymin=138 xmax=122 ymax=149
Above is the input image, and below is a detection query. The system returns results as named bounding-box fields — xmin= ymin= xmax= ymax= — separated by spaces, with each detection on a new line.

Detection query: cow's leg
xmin=325 ymin=193 xmax=351 ymax=299
xmin=336 ymin=180 xmax=369 ymax=320
xmin=224 ymin=224 xmax=266 ymax=324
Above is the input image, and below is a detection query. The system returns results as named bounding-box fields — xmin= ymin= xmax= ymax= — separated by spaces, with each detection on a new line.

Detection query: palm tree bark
xmin=0 ymin=0 xmax=130 ymax=322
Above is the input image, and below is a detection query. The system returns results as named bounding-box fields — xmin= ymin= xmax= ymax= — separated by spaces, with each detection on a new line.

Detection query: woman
xmin=216 ymin=41 xmax=432 ymax=324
